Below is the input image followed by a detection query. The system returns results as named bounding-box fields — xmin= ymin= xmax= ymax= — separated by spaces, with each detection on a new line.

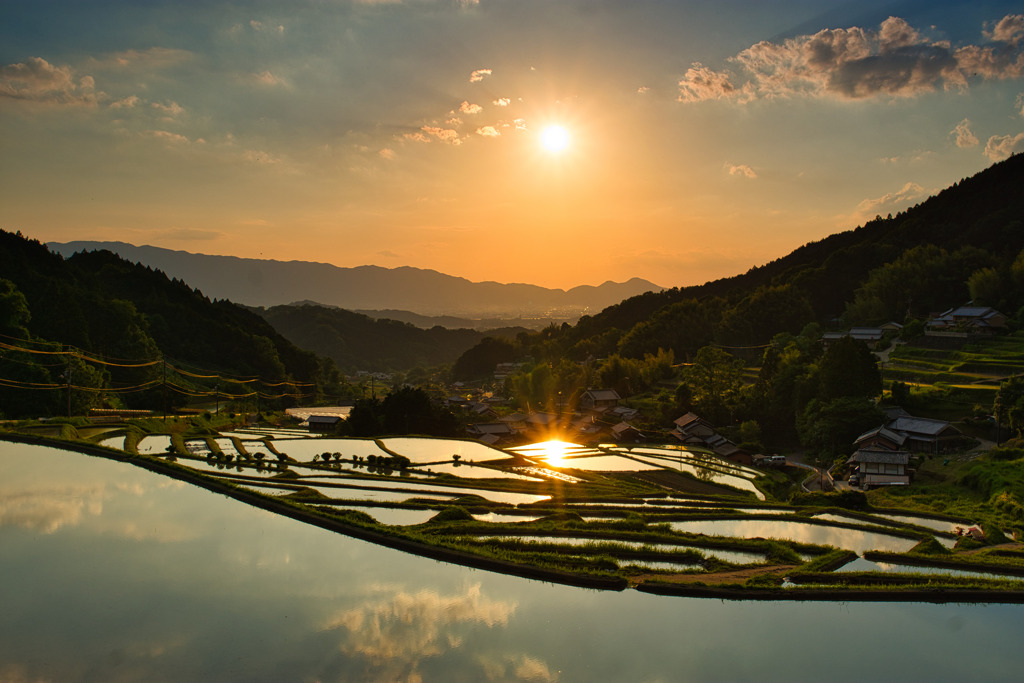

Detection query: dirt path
xmin=627 ymin=564 xmax=797 ymax=587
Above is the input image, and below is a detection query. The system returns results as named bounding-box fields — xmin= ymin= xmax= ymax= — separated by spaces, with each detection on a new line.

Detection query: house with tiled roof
xmin=848 ymin=448 xmax=911 ymax=487
xmin=927 ymin=305 xmax=1007 ymax=336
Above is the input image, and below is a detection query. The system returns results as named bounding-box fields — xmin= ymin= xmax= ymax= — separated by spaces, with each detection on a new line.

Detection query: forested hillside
xmin=256 ymin=303 xmax=528 ymax=373
xmin=0 ymin=230 xmax=340 ymax=417
xmin=534 ymin=154 xmax=1024 ymax=362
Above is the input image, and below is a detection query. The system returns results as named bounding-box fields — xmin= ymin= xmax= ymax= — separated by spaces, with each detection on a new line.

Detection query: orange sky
xmin=2 ymin=1 xmax=1024 ymax=289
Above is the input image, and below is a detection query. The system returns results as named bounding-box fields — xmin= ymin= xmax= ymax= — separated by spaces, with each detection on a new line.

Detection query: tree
xmin=798 ymin=397 xmax=884 ymax=462
xmin=452 ymin=336 xmax=516 ymax=381
xmin=817 ymin=336 xmax=881 ymax=402
xmin=682 ymin=346 xmax=746 ymax=424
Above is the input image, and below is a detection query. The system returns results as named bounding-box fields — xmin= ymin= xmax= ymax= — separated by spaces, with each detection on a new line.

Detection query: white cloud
xmin=493 ymin=97 xmax=510 ymax=107
xmin=476 ymin=126 xmax=500 ymax=137
xmin=855 ymin=181 xmax=927 ymax=217
xmin=469 ymin=68 xmax=492 ymax=83
xmin=727 ymin=164 xmax=757 ymax=179
xmin=459 ymin=100 xmax=483 ymax=114
xmin=984 ymin=132 xmax=1024 ymax=160
xmin=951 ymin=118 xmax=979 ymax=147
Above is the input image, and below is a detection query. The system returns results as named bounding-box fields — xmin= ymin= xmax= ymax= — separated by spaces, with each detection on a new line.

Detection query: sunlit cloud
xmin=459 ymin=101 xmax=483 ymax=114
xmin=680 ymin=15 xmax=1024 ymax=103
xmin=493 ymin=97 xmax=510 ymax=106
xmin=0 ymin=57 xmax=96 ymax=106
xmin=951 ymin=118 xmax=979 ymax=148
xmin=110 ymin=94 xmax=141 ymax=109
xmin=420 ymin=125 xmax=462 ymax=145
xmin=469 ymin=68 xmax=492 ymax=83
xmin=677 ymin=62 xmax=736 ymax=102
xmin=854 ymin=181 xmax=927 ymax=218
xmin=985 ymin=14 xmax=1024 ymax=45
xmin=727 ymin=164 xmax=757 ymax=179
xmin=476 ymin=126 xmax=500 ymax=137
xmin=147 ymin=130 xmax=191 ymax=145
xmin=984 ymin=131 xmax=1024 ymax=160
xmin=378 ymin=147 xmax=396 ymax=160
xmin=151 ymin=100 xmax=185 ymax=117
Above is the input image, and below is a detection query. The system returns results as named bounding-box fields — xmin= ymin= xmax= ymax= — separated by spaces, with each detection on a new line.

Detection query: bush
xmin=430 ymin=506 xmax=474 ymax=523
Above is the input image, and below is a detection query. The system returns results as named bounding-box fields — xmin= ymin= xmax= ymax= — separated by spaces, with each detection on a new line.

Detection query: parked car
xmin=848 ymin=474 xmax=860 ymax=487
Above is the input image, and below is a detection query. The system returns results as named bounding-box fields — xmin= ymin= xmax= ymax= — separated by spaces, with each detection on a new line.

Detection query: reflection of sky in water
xmin=669 ymin=519 xmax=918 ymax=554
xmin=613 ymin=446 xmax=761 ymax=478
xmin=555 ymin=455 xmax=663 ymax=472
xmin=472 ymin=513 xmax=543 ymax=524
xmin=338 ymin=506 xmax=439 ymax=526
xmin=411 ymin=461 xmax=542 ymax=481
xmin=836 ymin=556 xmax=1024 ymax=581
xmin=4 ymin=441 xmax=1024 ymax=682
xmin=98 ymin=436 xmax=125 ymax=450
xmin=383 ymin=437 xmax=508 ymax=463
xmin=626 ymin=456 xmax=764 ymax=500
xmin=472 ymin=536 xmax=764 ymax=564
xmin=875 ymin=513 xmax=971 ymax=533
xmin=270 ymin=438 xmax=392 ymax=462
xmin=136 ymin=435 xmax=172 ymax=455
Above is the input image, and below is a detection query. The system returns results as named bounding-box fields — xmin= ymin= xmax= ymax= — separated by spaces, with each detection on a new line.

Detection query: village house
xmin=927 ymin=305 xmax=1007 ymax=336
xmin=579 ymin=388 xmax=621 ymax=413
xmin=466 ymin=422 xmax=516 ymax=445
xmin=854 ymin=425 xmax=907 ymax=451
xmin=306 ymin=415 xmax=342 ymax=433
xmin=671 ymin=412 xmax=746 ymax=463
xmin=848 ymin=448 xmax=911 ymax=487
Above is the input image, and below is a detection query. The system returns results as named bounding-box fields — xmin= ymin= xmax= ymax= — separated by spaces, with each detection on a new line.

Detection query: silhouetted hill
xmin=0 ymin=230 xmax=324 ymax=416
xmin=255 ymin=303 xmax=529 ymax=373
xmin=575 ymin=154 xmax=1024 ymax=339
xmin=46 ymin=242 xmax=664 ymax=319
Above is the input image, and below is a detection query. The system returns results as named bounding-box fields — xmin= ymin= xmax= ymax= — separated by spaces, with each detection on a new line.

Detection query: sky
xmin=2 ymin=0 xmax=1023 ymax=291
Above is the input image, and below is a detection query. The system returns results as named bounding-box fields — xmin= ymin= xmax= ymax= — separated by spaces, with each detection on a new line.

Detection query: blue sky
xmin=2 ymin=0 xmax=1023 ymax=289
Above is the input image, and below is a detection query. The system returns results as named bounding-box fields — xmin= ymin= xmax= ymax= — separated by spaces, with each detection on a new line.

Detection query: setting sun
xmin=541 ymin=125 xmax=570 ymax=152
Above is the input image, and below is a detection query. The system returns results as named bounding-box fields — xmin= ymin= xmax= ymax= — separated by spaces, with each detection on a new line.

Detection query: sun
xmin=541 ymin=125 xmax=570 ymax=152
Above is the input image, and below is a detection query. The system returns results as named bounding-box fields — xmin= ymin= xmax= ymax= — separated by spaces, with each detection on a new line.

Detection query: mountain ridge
xmin=46 ymin=241 xmax=664 ymax=319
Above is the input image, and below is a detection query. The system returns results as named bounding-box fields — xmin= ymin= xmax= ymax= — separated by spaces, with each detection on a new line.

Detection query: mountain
xmin=45 ymin=242 xmax=664 ymax=319
xmin=254 ymin=304 xmax=529 ymax=373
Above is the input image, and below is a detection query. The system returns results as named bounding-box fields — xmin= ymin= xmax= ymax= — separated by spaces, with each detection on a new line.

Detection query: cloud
xmin=151 ymin=100 xmax=185 ymax=117
xmin=855 ymin=181 xmax=927 ymax=217
xmin=253 ymin=70 xmax=286 ymax=86
xmin=476 ymin=126 xmax=500 ymax=137
xmin=951 ymin=118 xmax=979 ymax=147
xmin=0 ymin=57 xmax=96 ymax=106
xmin=984 ymin=132 xmax=1024 ymax=160
xmin=727 ymin=164 xmax=757 ymax=179
xmin=420 ymin=125 xmax=462 ymax=145
xmin=677 ymin=62 xmax=736 ymax=102
xmin=0 ymin=486 xmax=103 ymax=533
xmin=680 ymin=14 xmax=1024 ymax=103
xmin=147 ymin=130 xmax=191 ymax=145
xmin=378 ymin=147 xmax=395 ymax=160
xmin=986 ymin=14 xmax=1024 ymax=45
xmin=323 ymin=584 xmax=516 ymax=668
xmin=493 ymin=97 xmax=511 ymax=107
xmin=110 ymin=94 xmax=140 ymax=109
xmin=1017 ymin=92 xmax=1024 ymax=116
xmin=459 ymin=101 xmax=483 ymax=114
xmin=469 ymin=68 xmax=492 ymax=83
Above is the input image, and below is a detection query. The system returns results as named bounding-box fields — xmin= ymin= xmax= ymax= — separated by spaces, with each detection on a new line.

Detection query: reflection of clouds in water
xmin=478 ymin=653 xmax=560 ymax=682
xmin=0 ymin=486 xmax=104 ymax=533
xmin=323 ymin=583 xmax=542 ymax=680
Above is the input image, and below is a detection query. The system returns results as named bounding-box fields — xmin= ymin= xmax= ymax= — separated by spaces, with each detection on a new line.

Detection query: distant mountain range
xmin=46 ymin=242 xmax=664 ymax=320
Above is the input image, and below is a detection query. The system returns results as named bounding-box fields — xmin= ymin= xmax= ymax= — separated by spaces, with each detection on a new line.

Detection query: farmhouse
xmin=848 ymin=448 xmax=911 ymax=487
xmin=306 ymin=415 xmax=342 ymax=433
xmin=927 ymin=305 xmax=1007 ymax=336
xmin=580 ymin=389 xmax=621 ymax=412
